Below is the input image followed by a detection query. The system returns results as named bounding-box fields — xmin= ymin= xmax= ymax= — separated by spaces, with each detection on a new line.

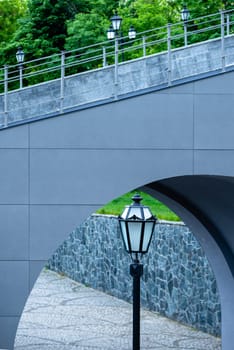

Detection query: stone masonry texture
xmin=47 ymin=215 xmax=221 ymax=336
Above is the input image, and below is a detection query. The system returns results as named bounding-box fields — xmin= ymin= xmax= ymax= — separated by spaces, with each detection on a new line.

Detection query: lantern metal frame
xmin=110 ymin=12 xmax=123 ymax=32
xmin=118 ymin=193 xmax=157 ymax=261
xmin=16 ymin=46 xmax=25 ymax=64
xmin=107 ymin=25 xmax=115 ymax=40
xmin=128 ymin=25 xmax=137 ymax=40
xmin=181 ymin=5 xmax=190 ymax=22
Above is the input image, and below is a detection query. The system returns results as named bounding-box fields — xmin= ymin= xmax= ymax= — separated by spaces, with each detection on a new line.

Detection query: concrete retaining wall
xmin=47 ymin=214 xmax=221 ymax=336
xmin=1 ymin=35 xmax=234 ymax=127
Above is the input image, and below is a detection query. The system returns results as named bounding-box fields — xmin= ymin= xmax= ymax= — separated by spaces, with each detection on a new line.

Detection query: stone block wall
xmin=47 ymin=214 xmax=221 ymax=336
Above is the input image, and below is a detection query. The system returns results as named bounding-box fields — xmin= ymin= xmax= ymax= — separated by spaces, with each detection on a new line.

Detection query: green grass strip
xmin=96 ymin=190 xmax=181 ymax=222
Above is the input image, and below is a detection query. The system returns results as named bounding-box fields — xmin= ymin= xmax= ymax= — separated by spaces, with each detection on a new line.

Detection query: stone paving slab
xmin=14 ymin=269 xmax=221 ymax=350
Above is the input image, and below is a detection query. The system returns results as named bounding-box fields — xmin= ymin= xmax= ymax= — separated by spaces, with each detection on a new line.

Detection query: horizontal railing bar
xmin=3 ymin=9 xmax=229 ymax=72
xmin=187 ymin=24 xmax=221 ymax=37
xmin=6 ymin=52 xmax=61 ymax=70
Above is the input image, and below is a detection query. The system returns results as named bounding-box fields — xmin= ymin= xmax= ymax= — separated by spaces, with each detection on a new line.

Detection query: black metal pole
xmin=130 ymin=262 xmax=143 ymax=350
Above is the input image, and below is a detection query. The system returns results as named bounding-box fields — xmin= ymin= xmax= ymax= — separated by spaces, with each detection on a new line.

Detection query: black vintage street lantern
xmin=119 ymin=194 xmax=157 ymax=259
xmin=181 ymin=5 xmax=190 ymax=22
xmin=110 ymin=12 xmax=123 ymax=32
xmin=128 ymin=25 xmax=137 ymax=40
xmin=16 ymin=46 xmax=25 ymax=64
xmin=107 ymin=25 xmax=115 ymax=40
xmin=118 ymin=194 xmax=157 ymax=350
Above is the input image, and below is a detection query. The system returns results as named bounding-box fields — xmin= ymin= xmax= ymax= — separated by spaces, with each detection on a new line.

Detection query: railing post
xmin=142 ymin=36 xmax=146 ymax=57
xmin=167 ymin=24 xmax=172 ymax=86
xmin=220 ymin=10 xmax=225 ymax=71
xmin=4 ymin=65 xmax=8 ymax=127
xmin=184 ymin=21 xmax=188 ymax=46
xmin=60 ymin=51 xmax=65 ymax=113
xmin=226 ymin=13 xmax=230 ymax=36
xmin=114 ymin=37 xmax=118 ymax=99
xmin=103 ymin=47 xmax=107 ymax=67
xmin=19 ymin=64 xmax=23 ymax=89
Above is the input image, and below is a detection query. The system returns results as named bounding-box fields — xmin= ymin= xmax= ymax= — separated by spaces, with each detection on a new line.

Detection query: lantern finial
xmin=132 ymin=193 xmax=142 ymax=204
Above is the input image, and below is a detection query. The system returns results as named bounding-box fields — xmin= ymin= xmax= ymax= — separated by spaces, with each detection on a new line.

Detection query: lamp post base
xmin=130 ymin=262 xmax=143 ymax=350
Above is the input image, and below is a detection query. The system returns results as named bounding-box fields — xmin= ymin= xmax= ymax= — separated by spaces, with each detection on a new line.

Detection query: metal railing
xmin=0 ymin=9 xmax=234 ymax=127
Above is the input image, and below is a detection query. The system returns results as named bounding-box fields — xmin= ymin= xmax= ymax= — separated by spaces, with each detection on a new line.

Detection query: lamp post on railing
xmin=107 ymin=12 xmax=136 ymax=60
xmin=107 ymin=12 xmax=136 ymax=97
xmin=16 ymin=46 xmax=25 ymax=89
xmin=181 ymin=5 xmax=190 ymax=46
xmin=118 ymin=194 xmax=157 ymax=350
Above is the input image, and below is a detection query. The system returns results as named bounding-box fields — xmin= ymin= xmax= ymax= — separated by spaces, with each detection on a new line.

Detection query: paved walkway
xmin=14 ymin=269 xmax=221 ymax=350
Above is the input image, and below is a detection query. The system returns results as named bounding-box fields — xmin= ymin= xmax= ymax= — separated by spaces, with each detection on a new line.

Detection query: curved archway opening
xmin=144 ymin=175 xmax=234 ymax=350
xmin=14 ymin=174 xmax=234 ymax=349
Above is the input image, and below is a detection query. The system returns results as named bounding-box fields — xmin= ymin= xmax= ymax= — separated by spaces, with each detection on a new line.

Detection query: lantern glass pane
xmin=142 ymin=207 xmax=152 ymax=219
xmin=142 ymin=222 xmax=154 ymax=251
xmin=181 ymin=8 xmax=189 ymax=21
xmin=107 ymin=30 xmax=115 ymax=40
xmin=128 ymin=221 xmax=142 ymax=252
xmin=16 ymin=51 xmax=24 ymax=63
xmin=120 ymin=221 xmax=129 ymax=251
xmin=121 ymin=207 xmax=129 ymax=219
xmin=128 ymin=28 xmax=136 ymax=40
xmin=113 ymin=18 xmax=121 ymax=31
xmin=129 ymin=207 xmax=142 ymax=219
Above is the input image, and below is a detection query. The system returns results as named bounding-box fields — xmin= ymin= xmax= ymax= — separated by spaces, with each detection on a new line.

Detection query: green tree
xmin=28 ymin=0 xmax=82 ymax=50
xmin=2 ymin=0 xmax=91 ymax=62
xmin=65 ymin=0 xmax=119 ymax=51
xmin=0 ymin=0 xmax=27 ymax=43
xmin=222 ymin=1 xmax=234 ymax=9
xmin=24 ymin=0 xmax=88 ymax=56
xmin=118 ymin=0 xmax=225 ymax=33
xmin=65 ymin=0 xmax=119 ymax=73
xmin=65 ymin=13 xmax=107 ymax=51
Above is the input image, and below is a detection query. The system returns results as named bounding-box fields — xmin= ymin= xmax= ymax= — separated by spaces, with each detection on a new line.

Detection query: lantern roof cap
xmin=131 ymin=193 xmax=142 ymax=205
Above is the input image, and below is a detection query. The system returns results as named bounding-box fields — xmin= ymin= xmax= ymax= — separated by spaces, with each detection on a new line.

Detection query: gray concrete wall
xmin=1 ymin=35 xmax=234 ymax=126
xmin=0 ymin=69 xmax=234 ymax=349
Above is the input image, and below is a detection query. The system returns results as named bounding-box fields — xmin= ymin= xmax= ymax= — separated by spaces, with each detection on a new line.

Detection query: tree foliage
xmin=0 ymin=0 xmax=233 ymax=67
xmin=0 ymin=0 xmax=91 ymax=65
xmin=65 ymin=0 xmax=119 ymax=50
xmin=17 ymin=0 xmax=90 ymax=58
xmin=0 ymin=0 xmax=27 ymax=43
xmin=27 ymin=0 xmax=83 ymax=50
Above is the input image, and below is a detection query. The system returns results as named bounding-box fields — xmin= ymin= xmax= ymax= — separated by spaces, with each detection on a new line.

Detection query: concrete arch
xmin=144 ymin=175 xmax=234 ymax=350
xmin=1 ymin=64 xmax=234 ymax=349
